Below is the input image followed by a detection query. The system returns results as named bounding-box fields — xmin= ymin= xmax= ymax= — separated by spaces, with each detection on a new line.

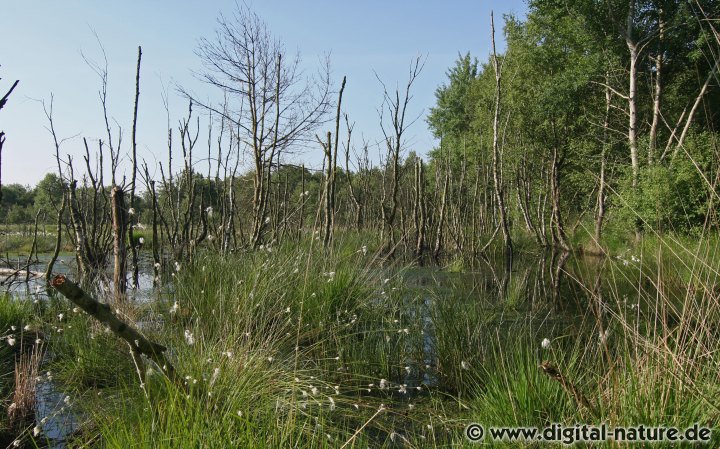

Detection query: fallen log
xmin=540 ymin=360 xmax=598 ymax=419
xmin=0 ymin=267 xmax=43 ymax=278
xmin=50 ymin=274 xmax=181 ymax=386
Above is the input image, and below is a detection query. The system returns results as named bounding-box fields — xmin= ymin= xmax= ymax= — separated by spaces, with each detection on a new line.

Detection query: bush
xmin=612 ymin=133 xmax=715 ymax=234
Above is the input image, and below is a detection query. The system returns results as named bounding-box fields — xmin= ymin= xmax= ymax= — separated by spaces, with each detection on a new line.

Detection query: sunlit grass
xmin=11 ymin=229 xmax=718 ymax=447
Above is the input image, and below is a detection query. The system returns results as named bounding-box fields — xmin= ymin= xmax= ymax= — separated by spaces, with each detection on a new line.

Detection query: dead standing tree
xmin=376 ymin=56 xmax=424 ymax=257
xmin=155 ymin=102 xmax=210 ymax=264
xmin=318 ymin=76 xmax=346 ymax=248
xmin=0 ymin=72 xmax=19 ymax=202
xmin=42 ymin=39 xmax=139 ymax=289
xmin=188 ymin=5 xmax=331 ymax=248
xmin=490 ymin=12 xmax=513 ymax=256
xmin=42 ymin=95 xmax=115 ymax=285
xmin=128 ymin=46 xmax=142 ymax=289
xmin=413 ymin=158 xmax=427 ymax=259
xmin=344 ymin=135 xmax=371 ymax=231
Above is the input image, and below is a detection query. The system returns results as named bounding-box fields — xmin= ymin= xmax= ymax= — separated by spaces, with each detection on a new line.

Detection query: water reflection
xmin=35 ymin=380 xmax=79 ymax=449
xmin=2 ymin=255 xmax=159 ymax=302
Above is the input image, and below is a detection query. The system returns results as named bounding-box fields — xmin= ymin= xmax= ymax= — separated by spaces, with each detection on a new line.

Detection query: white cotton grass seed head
xmin=184 ymin=330 xmax=195 ymax=345
xmin=541 ymin=338 xmax=551 ymax=349
xmin=210 ymin=367 xmax=220 ymax=386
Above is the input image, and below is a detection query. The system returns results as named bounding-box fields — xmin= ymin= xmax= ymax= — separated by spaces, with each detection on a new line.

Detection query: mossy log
xmin=50 ymin=274 xmax=181 ymax=385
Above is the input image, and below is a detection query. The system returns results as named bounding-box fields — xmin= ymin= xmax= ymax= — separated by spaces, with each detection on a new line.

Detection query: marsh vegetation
xmin=0 ymin=0 xmax=718 ymax=447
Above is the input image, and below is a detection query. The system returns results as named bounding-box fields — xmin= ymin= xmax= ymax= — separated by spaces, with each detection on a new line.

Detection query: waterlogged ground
xmin=3 ymin=245 xmax=717 ymax=447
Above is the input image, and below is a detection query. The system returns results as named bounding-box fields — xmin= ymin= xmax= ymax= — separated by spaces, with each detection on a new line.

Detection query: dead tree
xmin=51 ymin=275 xmax=181 ymax=386
xmin=594 ymin=77 xmax=612 ymax=248
xmin=413 ymin=158 xmax=426 ymax=259
xmin=319 ymin=76 xmax=346 ymax=248
xmin=345 ymin=137 xmax=372 ymax=230
xmin=155 ymin=102 xmax=210 ymax=264
xmin=624 ymin=0 xmax=640 ymax=193
xmin=434 ymin=150 xmax=450 ymax=262
xmin=490 ymin=12 xmax=513 ymax=255
xmin=0 ymin=74 xmax=19 ymax=202
xmin=188 ymin=4 xmax=331 ymax=248
xmin=128 ymin=46 xmax=142 ymax=289
xmin=44 ymin=193 xmax=67 ymax=282
xmin=111 ymin=187 xmax=128 ymax=299
xmin=342 ymin=117 xmax=363 ymax=230
xmin=147 ymin=177 xmax=161 ymax=285
xmin=377 ymin=56 xmax=425 ymax=256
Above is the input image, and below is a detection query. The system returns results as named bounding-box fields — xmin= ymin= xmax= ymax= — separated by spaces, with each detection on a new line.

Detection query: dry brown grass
xmin=8 ymin=343 xmax=42 ymax=429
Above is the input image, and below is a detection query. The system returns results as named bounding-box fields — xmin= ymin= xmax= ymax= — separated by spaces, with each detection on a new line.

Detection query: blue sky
xmin=1 ymin=0 xmax=527 ymax=186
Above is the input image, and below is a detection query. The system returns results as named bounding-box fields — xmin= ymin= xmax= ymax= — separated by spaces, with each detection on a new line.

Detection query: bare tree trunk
xmin=149 ymin=180 xmax=160 ymax=286
xmin=322 ymin=132 xmax=333 ymax=248
xmin=299 ymin=164 xmax=305 ymax=238
xmin=45 ymin=193 xmax=66 ymax=282
xmin=68 ymin=180 xmax=92 ymax=279
xmin=377 ymin=57 xmax=424 ymax=257
xmin=594 ymin=79 xmax=611 ymax=247
xmin=0 ymin=79 xmax=19 ymax=203
xmin=51 ymin=275 xmax=181 ymax=386
xmin=414 ymin=159 xmax=426 ymax=259
xmin=549 ymin=143 xmax=570 ymax=251
xmin=516 ymin=156 xmax=539 ymax=242
xmin=538 ymin=190 xmax=549 ymax=246
xmin=434 ymin=163 xmax=449 ymax=262
xmin=624 ymin=0 xmax=643 ymax=242
xmin=625 ymin=0 xmax=639 ymax=190
xmin=322 ymin=76 xmax=347 ymax=248
xmin=128 ymin=46 xmax=142 ymax=289
xmin=26 ymin=209 xmax=42 ymax=283
xmin=111 ymin=187 xmax=127 ymax=300
xmin=280 ymin=174 xmax=289 ymax=241
xmin=491 ymin=12 xmax=513 ymax=255
xmin=343 ymin=118 xmax=364 ymax=231
xmin=648 ymin=9 xmax=664 ymax=165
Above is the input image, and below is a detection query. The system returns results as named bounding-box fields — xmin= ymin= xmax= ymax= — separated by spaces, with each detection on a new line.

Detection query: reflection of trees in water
xmin=550 ymin=250 xmax=570 ymax=307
